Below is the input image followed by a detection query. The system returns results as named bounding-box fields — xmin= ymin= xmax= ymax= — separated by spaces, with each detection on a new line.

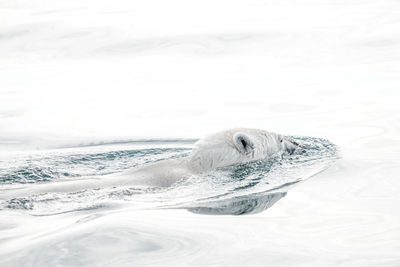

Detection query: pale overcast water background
xmin=1 ymin=0 xmax=400 ymax=266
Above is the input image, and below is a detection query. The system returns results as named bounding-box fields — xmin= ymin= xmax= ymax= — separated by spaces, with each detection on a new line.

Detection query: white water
xmin=1 ymin=0 xmax=400 ymax=266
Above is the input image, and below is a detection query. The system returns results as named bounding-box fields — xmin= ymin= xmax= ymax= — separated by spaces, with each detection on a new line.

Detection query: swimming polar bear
xmin=110 ymin=128 xmax=300 ymax=187
xmin=1 ymin=128 xmax=300 ymax=200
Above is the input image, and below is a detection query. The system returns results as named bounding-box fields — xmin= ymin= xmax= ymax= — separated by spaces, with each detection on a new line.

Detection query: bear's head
xmin=188 ymin=128 xmax=298 ymax=172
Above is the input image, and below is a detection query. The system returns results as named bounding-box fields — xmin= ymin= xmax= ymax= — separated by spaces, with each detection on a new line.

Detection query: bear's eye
xmin=280 ymin=139 xmax=283 ymax=143
xmin=241 ymin=139 xmax=247 ymax=149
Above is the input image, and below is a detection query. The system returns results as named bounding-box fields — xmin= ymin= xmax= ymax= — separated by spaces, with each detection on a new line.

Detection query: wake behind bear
xmin=1 ymin=128 xmax=302 ymax=200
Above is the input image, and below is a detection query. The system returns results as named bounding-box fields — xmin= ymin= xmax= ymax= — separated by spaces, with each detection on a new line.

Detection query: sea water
xmin=1 ymin=0 xmax=400 ymax=266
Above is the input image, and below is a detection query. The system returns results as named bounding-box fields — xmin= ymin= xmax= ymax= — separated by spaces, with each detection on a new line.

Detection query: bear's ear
xmin=233 ymin=132 xmax=254 ymax=154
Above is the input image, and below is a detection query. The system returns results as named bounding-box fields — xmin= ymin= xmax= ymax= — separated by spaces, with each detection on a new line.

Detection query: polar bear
xmin=120 ymin=128 xmax=299 ymax=186
xmin=1 ymin=128 xmax=300 ymax=200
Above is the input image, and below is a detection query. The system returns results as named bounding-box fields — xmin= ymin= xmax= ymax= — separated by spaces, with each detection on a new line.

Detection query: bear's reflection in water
xmin=186 ymin=192 xmax=287 ymax=215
